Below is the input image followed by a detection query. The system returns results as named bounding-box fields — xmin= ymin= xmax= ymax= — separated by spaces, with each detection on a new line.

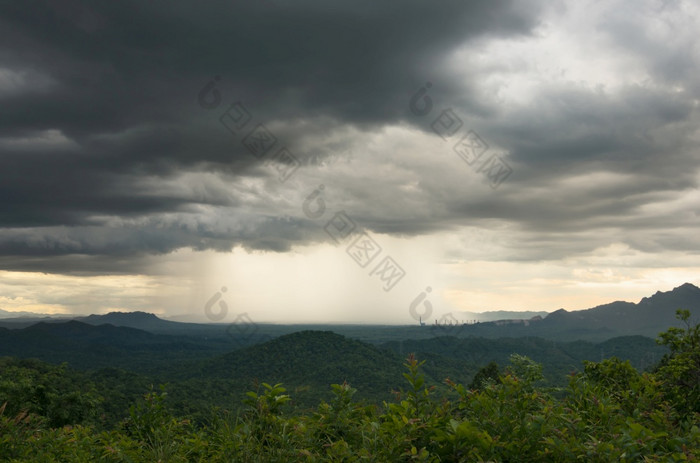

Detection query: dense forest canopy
xmin=1 ymin=310 xmax=698 ymax=461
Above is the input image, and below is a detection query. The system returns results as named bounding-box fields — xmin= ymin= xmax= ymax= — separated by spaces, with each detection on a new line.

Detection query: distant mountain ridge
xmin=455 ymin=310 xmax=549 ymax=322
xmin=0 ymin=308 xmax=68 ymax=319
xmin=1 ymin=283 xmax=698 ymax=342
xmin=0 ymin=310 xmax=188 ymax=330
xmin=76 ymin=311 xmax=177 ymax=330
xmin=443 ymin=282 xmax=700 ymax=341
xmin=540 ymin=282 xmax=700 ymax=330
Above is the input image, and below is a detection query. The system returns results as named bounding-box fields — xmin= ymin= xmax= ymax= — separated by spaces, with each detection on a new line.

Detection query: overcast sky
xmin=1 ymin=0 xmax=699 ymax=324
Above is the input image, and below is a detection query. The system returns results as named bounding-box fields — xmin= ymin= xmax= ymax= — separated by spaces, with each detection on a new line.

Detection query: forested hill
xmin=0 ymin=320 xmax=231 ymax=373
xmin=198 ymin=330 xmax=408 ymax=405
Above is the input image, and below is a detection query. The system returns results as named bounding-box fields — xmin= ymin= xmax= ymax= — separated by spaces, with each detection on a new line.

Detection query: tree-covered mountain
xmin=192 ymin=330 xmax=409 ymax=408
xmin=0 ymin=320 xmax=232 ymax=373
xmin=433 ymin=282 xmax=700 ymax=341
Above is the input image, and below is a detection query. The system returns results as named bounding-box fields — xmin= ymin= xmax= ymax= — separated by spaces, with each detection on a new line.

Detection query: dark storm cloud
xmin=0 ymin=0 xmax=541 ymax=272
xmin=3 ymin=0 xmax=700 ymax=276
xmin=0 ymin=0 xmax=536 ymax=136
xmin=497 ymin=86 xmax=695 ymax=168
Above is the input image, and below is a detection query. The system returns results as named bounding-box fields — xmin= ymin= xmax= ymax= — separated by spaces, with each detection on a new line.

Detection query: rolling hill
xmin=0 ymin=320 xmax=229 ymax=373
xmin=197 ymin=330 xmax=409 ymax=406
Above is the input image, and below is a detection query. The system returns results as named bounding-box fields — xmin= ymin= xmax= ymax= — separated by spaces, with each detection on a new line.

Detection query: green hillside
xmin=1 ymin=311 xmax=697 ymax=461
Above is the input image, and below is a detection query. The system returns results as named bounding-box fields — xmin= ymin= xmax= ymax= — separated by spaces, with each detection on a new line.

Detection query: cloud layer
xmin=1 ymin=0 xmax=698 ymax=282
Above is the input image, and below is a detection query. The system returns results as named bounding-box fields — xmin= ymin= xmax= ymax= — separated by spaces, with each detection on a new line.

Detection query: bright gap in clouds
xmin=0 ymin=271 xmax=165 ymax=315
xmin=3 ymin=241 xmax=698 ymax=324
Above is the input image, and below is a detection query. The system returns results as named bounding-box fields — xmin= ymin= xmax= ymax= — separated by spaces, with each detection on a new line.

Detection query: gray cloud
xmin=1 ymin=0 xmax=699 ymax=275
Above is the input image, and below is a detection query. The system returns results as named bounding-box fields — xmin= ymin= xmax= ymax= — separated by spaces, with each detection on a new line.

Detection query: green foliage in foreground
xmin=1 ymin=311 xmax=699 ymax=462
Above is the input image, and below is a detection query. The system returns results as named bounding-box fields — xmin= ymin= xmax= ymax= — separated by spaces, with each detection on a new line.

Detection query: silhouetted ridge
xmin=543 ymin=308 xmax=569 ymax=321
xmin=76 ymin=311 xmax=177 ymax=330
xmin=81 ymin=311 xmax=161 ymax=323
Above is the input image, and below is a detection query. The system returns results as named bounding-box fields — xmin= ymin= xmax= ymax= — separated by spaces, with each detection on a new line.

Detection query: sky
xmin=0 ymin=0 xmax=699 ymax=324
